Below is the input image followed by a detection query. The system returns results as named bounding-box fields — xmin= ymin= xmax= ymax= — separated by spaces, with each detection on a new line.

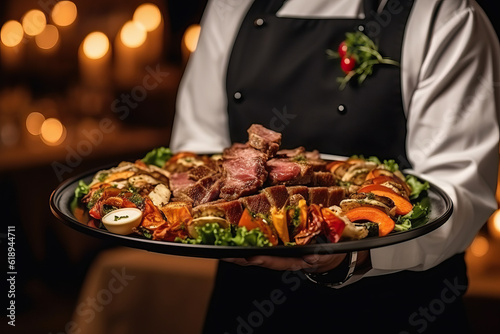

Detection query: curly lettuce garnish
xmin=178 ymin=223 xmax=271 ymax=247
xmin=406 ymin=175 xmax=430 ymax=200
xmin=141 ymin=147 xmax=173 ymax=168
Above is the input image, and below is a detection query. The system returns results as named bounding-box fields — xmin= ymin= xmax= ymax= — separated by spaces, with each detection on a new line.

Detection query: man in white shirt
xmin=171 ymin=0 xmax=500 ymax=332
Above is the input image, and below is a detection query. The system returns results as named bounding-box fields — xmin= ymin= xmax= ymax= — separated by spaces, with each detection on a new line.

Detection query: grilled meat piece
xmin=247 ymin=124 xmax=282 ymax=157
xmin=219 ymin=144 xmax=268 ymax=200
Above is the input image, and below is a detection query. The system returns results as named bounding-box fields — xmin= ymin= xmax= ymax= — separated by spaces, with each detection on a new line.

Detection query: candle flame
xmin=82 ymin=32 xmax=110 ymax=60
xmin=133 ymin=3 xmax=162 ymax=32
xmin=1 ymin=20 xmax=24 ymax=47
xmin=52 ymin=1 xmax=78 ymax=27
xmin=120 ymin=20 xmax=147 ymax=48
xmin=22 ymin=9 xmax=47 ymax=36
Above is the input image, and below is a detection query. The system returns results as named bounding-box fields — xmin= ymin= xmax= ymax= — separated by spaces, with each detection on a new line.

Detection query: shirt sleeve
xmin=169 ymin=0 xmax=252 ymax=153
xmin=368 ymin=0 xmax=500 ymax=275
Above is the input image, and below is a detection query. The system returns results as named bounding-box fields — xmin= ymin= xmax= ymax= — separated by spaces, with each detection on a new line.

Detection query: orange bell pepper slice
xmin=357 ymin=184 xmax=413 ymax=216
xmin=345 ymin=206 xmax=395 ymax=236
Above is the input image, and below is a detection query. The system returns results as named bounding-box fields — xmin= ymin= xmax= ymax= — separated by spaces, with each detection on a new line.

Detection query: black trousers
xmin=203 ymin=253 xmax=470 ymax=334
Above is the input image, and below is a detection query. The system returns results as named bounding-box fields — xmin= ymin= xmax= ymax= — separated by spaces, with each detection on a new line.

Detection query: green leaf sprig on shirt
xmin=326 ymin=31 xmax=400 ymax=90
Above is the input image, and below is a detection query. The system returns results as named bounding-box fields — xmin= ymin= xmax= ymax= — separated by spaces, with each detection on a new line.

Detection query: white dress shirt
xmin=170 ymin=0 xmax=500 ymax=280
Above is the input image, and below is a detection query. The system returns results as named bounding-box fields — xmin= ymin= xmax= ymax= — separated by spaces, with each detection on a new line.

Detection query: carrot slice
xmin=357 ymin=184 xmax=413 ymax=215
xmin=345 ymin=206 xmax=395 ymax=236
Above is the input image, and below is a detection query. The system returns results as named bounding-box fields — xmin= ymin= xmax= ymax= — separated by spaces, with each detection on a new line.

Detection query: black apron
xmin=204 ymin=1 xmax=470 ymax=333
xmin=226 ymin=0 xmax=410 ymax=167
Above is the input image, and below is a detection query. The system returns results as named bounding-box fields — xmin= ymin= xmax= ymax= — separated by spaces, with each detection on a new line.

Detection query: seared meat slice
xmin=188 ymin=165 xmax=217 ymax=181
xmin=174 ymin=174 xmax=222 ymax=206
xmin=327 ymin=186 xmax=346 ymax=207
xmin=306 ymin=150 xmax=328 ymax=171
xmin=220 ymin=144 xmax=268 ymax=200
xmin=311 ymin=172 xmax=336 ymax=186
xmin=169 ymin=172 xmax=195 ymax=198
xmin=239 ymin=193 xmax=271 ymax=215
xmin=262 ymin=185 xmax=289 ymax=209
xmin=286 ymin=186 xmax=309 ymax=202
xmin=308 ymin=187 xmax=330 ymax=206
xmin=266 ymin=158 xmax=313 ymax=185
xmin=247 ymin=124 xmax=282 ymax=157
xmin=276 ymin=147 xmax=306 ymax=158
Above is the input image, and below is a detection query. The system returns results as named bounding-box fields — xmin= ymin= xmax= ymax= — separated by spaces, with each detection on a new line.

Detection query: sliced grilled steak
xmin=308 ymin=187 xmax=330 ymax=206
xmin=169 ymin=172 xmax=195 ymax=197
xmin=266 ymin=158 xmax=313 ymax=185
xmin=311 ymin=172 xmax=336 ymax=186
xmin=239 ymin=193 xmax=271 ymax=215
xmin=327 ymin=186 xmax=345 ymax=206
xmin=262 ymin=185 xmax=289 ymax=209
xmin=220 ymin=145 xmax=268 ymax=200
xmin=276 ymin=147 xmax=306 ymax=158
xmin=188 ymin=165 xmax=217 ymax=181
xmin=247 ymin=124 xmax=282 ymax=157
xmin=178 ymin=174 xmax=221 ymax=206
xmin=286 ymin=186 xmax=309 ymax=202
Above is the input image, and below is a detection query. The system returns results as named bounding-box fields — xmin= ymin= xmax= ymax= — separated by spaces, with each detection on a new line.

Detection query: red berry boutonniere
xmin=326 ymin=31 xmax=399 ymax=90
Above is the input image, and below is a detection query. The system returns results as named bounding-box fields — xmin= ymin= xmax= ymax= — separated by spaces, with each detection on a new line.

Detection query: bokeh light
xmin=22 ymin=9 xmax=47 ymax=36
xmin=1 ymin=20 xmax=24 ymax=47
xmin=82 ymin=32 xmax=109 ymax=59
xmin=120 ymin=20 xmax=147 ymax=48
xmin=488 ymin=209 xmax=500 ymax=239
xmin=52 ymin=1 xmax=78 ymax=27
xmin=183 ymin=24 xmax=201 ymax=53
xmin=40 ymin=118 xmax=66 ymax=145
xmin=26 ymin=112 xmax=46 ymax=135
xmin=35 ymin=24 xmax=59 ymax=50
xmin=469 ymin=235 xmax=490 ymax=257
xmin=133 ymin=3 xmax=162 ymax=32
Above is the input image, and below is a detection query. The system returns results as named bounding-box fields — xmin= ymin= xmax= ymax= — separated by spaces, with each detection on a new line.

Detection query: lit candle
xmin=133 ymin=3 xmax=164 ymax=64
xmin=181 ymin=24 xmax=201 ymax=64
xmin=78 ymin=31 xmax=111 ymax=89
xmin=0 ymin=20 xmax=25 ymax=68
xmin=114 ymin=20 xmax=147 ymax=88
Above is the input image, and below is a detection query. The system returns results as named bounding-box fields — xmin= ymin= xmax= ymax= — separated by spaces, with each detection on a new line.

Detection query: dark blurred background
xmin=0 ymin=1 xmax=499 ymax=333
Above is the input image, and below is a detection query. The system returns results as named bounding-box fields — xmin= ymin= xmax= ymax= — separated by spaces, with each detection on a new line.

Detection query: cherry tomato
xmin=341 ymin=56 xmax=356 ymax=74
xmin=338 ymin=41 xmax=348 ymax=58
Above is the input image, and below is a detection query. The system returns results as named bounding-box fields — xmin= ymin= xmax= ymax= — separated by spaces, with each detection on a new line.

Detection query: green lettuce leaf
xmin=406 ymin=175 xmax=430 ymax=200
xmin=178 ymin=223 xmax=271 ymax=247
xmin=396 ymin=196 xmax=431 ymax=230
xmin=141 ymin=147 xmax=172 ymax=168
xmin=71 ymin=180 xmax=90 ymax=211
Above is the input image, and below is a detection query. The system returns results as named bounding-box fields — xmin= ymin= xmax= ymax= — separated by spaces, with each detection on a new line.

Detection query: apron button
xmin=254 ymin=18 xmax=265 ymax=27
xmin=337 ymin=104 xmax=347 ymax=115
xmin=233 ymin=91 xmax=243 ymax=102
xmin=357 ymin=24 xmax=365 ymax=32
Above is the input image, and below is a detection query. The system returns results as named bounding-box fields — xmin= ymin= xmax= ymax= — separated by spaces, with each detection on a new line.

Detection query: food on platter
xmin=72 ymin=124 xmax=431 ymax=247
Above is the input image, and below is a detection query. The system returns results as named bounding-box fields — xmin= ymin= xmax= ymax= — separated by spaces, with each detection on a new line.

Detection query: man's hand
xmin=222 ymin=250 xmax=370 ymax=273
